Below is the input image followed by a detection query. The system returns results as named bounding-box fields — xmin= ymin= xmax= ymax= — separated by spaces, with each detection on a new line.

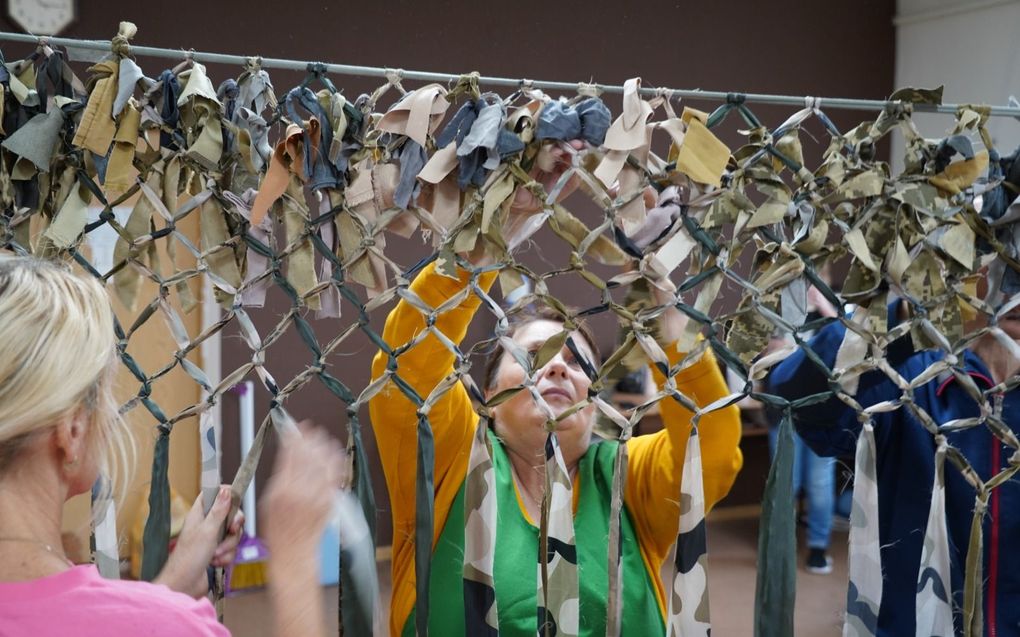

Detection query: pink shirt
xmin=0 ymin=565 xmax=230 ymax=636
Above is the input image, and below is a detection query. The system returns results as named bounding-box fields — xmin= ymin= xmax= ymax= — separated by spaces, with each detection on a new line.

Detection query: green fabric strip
xmin=753 ymin=412 xmax=796 ymax=637
xmin=140 ymin=428 xmax=171 ymax=581
xmin=414 ymin=412 xmax=435 ymax=637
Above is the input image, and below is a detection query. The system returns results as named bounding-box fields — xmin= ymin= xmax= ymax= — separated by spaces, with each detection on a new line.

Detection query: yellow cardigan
xmin=369 ymin=263 xmax=743 ymax=636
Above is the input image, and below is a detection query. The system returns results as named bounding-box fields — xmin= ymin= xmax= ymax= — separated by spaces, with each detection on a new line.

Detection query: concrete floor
xmin=223 ymin=509 xmax=849 ymax=636
xmin=705 ymin=509 xmax=848 ymax=636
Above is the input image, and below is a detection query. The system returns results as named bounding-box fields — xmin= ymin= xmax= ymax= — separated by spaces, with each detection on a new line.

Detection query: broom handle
xmin=238 ymin=381 xmax=257 ymax=538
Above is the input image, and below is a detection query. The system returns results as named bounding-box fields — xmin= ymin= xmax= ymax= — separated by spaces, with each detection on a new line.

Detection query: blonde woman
xmin=0 ymin=256 xmax=343 ymax=637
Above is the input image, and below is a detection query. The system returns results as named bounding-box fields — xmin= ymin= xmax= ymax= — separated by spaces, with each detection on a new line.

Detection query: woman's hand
xmin=155 ymin=486 xmax=244 ymax=599
xmin=807 ymin=285 xmax=840 ymax=319
xmin=508 ymin=139 xmax=585 ymax=215
xmin=261 ymin=422 xmax=346 ymax=637
xmin=464 ymin=140 xmax=586 ymax=266
xmin=626 ymin=185 xmax=689 ymax=345
xmin=261 ymin=423 xmax=345 ymax=561
xmin=649 ymin=275 xmax=688 ymax=345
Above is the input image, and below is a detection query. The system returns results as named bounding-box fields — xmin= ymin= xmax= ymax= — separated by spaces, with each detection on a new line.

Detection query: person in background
xmin=0 ymin=255 xmax=344 ymax=637
xmin=780 ymin=284 xmax=841 ymax=574
xmin=764 ymin=329 xmax=836 ymax=575
xmin=768 ymin=264 xmax=1020 ymax=635
xmin=724 ymin=282 xmax=841 ymax=574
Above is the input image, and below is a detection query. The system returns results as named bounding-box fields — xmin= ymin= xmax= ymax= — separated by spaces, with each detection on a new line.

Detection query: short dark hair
xmin=482 ymin=306 xmax=601 ymax=391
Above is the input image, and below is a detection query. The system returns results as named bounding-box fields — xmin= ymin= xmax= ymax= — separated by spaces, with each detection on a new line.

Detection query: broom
xmin=225 ymin=381 xmax=270 ymax=594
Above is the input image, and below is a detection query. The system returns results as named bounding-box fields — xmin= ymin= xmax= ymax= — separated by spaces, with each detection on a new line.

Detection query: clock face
xmin=8 ymin=0 xmax=75 ymax=36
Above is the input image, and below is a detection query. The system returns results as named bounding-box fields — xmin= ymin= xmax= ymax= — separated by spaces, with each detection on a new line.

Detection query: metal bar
xmin=3 ymin=29 xmax=1020 ymax=118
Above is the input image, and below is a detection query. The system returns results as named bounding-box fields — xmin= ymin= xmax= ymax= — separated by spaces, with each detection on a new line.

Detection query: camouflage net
xmin=3 ymin=22 xmax=1020 ymax=637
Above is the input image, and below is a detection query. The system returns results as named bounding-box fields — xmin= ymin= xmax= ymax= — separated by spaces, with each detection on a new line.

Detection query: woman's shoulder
xmin=90 ymin=573 xmax=228 ymax=633
xmin=32 ymin=565 xmax=230 ymax=636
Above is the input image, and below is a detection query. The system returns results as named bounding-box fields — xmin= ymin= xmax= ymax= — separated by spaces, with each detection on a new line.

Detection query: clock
xmin=7 ymin=0 xmax=75 ymax=36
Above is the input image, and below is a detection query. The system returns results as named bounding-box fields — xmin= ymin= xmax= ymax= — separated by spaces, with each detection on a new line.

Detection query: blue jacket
xmin=769 ymin=309 xmax=1020 ymax=637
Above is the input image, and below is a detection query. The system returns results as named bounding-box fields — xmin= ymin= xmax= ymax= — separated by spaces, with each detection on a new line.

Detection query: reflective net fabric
xmin=3 ymin=23 xmax=1020 ymax=637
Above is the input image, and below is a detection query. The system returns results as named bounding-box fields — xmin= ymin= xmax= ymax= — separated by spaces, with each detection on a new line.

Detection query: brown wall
xmin=60 ymin=208 xmax=203 ymax=561
xmin=4 ymin=0 xmax=896 ymax=549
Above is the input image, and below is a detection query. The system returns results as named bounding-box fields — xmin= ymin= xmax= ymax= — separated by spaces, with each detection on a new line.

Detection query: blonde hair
xmin=0 ymin=254 xmax=133 ymax=504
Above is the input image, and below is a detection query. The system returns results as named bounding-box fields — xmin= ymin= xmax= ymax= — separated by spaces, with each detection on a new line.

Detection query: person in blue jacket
xmin=769 ymin=280 xmax=1020 ymax=636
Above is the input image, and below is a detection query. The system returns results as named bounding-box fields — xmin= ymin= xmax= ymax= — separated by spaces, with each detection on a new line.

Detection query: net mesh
xmin=2 ymin=30 xmax=1018 ymax=637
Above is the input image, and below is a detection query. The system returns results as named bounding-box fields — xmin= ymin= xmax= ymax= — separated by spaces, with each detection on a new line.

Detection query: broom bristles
xmin=229 ymin=561 xmax=268 ymax=591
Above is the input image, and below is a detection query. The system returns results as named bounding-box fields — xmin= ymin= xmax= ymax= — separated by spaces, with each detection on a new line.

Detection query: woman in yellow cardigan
xmin=369 ymin=160 xmax=742 ymax=636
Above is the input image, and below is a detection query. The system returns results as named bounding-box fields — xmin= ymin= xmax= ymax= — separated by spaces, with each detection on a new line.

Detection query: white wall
xmin=893 ymin=0 xmax=1020 ymax=167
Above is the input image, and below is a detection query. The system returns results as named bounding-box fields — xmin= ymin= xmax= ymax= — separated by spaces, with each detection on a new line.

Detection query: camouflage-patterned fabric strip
xmin=463 ymin=420 xmax=500 ymax=635
xmin=915 ymin=436 xmax=953 ymax=636
xmin=604 ymin=442 xmax=627 ymax=637
xmin=537 ymin=431 xmax=580 ymax=637
xmin=843 ymin=422 xmax=881 ymax=637
xmin=667 ymin=425 xmax=711 ymax=636
xmin=198 ymin=410 xmax=225 ymax=617
xmin=90 ymin=476 xmax=119 ymax=579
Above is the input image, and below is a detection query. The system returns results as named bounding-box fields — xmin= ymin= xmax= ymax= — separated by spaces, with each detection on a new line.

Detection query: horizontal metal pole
xmin=3 ymin=29 xmax=1020 ymax=118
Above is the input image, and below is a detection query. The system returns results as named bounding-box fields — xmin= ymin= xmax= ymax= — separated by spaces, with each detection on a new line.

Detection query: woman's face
xmin=488 ymin=319 xmax=597 ymax=465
